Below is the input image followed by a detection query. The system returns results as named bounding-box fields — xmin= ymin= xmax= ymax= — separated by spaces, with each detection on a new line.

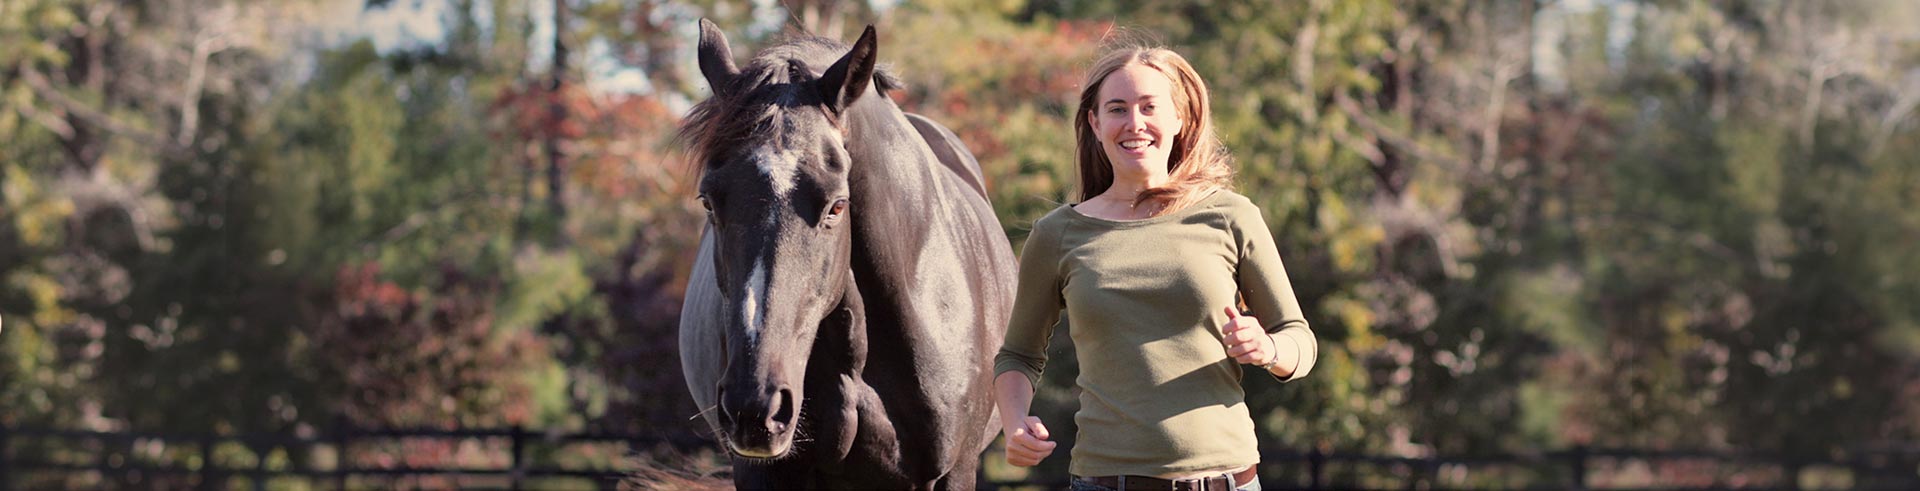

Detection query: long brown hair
xmin=1073 ymin=46 xmax=1232 ymax=214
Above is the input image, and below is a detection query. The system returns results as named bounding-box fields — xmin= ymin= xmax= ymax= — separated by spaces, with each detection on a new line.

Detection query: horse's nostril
xmin=717 ymin=386 xmax=735 ymax=426
xmin=771 ymin=388 xmax=797 ymax=430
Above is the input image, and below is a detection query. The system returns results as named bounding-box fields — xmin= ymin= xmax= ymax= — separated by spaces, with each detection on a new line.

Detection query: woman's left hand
xmin=1221 ymin=306 xmax=1277 ymax=368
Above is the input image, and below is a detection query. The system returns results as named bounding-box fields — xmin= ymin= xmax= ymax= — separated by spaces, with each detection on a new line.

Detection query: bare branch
xmin=1292 ymin=1 xmax=1323 ymax=125
xmin=15 ymin=97 xmax=78 ymax=140
xmin=1335 ymin=91 xmax=1470 ymax=175
xmin=1331 ymin=125 xmax=1388 ymax=167
xmin=19 ymin=65 xmax=177 ymax=153
xmin=1869 ymin=70 xmax=1920 ymax=156
xmin=179 ymin=12 xmax=237 ymax=147
xmin=1478 ymin=24 xmax=1527 ymax=174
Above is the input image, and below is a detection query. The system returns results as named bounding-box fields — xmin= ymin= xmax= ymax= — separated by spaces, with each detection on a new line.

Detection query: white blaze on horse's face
xmin=753 ymin=148 xmax=800 ymax=199
xmin=735 ymin=148 xmax=790 ymax=350
xmin=740 ymin=259 xmax=767 ymax=346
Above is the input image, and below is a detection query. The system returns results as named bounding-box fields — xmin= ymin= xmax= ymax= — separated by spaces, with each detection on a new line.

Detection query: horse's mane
xmin=678 ymin=33 xmax=903 ymax=181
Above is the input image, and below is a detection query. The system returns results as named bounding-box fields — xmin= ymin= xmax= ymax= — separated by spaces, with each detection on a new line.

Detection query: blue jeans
xmin=1069 ymin=477 xmax=1262 ymax=491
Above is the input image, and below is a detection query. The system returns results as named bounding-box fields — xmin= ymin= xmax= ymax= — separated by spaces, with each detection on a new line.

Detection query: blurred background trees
xmin=4 ymin=0 xmax=1919 ymax=486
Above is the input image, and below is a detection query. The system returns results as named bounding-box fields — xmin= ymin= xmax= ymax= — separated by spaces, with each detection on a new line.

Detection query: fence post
xmin=1568 ymin=445 xmax=1588 ymax=491
xmin=1412 ymin=458 xmax=1439 ymax=491
xmin=333 ymin=423 xmax=351 ymax=491
xmin=1308 ymin=448 xmax=1326 ymax=490
xmin=200 ymin=436 xmax=218 ymax=491
xmin=252 ymin=442 xmax=269 ymax=491
xmin=1402 ymin=458 xmax=1417 ymax=491
xmin=106 ymin=429 xmax=135 ymax=487
xmin=1 ymin=420 xmax=11 ymax=491
xmin=99 ymin=432 xmax=115 ymax=488
xmin=509 ymin=426 xmax=526 ymax=491
xmin=332 ymin=421 xmax=351 ymax=491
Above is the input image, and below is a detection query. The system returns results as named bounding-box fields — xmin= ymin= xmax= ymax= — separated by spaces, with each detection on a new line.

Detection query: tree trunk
xmin=546 ymin=0 xmax=571 ymax=222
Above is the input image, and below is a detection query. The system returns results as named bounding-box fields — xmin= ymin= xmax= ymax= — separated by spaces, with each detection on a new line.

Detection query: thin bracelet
xmin=1257 ymin=332 xmax=1281 ymax=371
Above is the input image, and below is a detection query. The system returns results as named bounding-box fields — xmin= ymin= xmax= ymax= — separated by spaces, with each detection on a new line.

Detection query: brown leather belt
xmin=1073 ymin=465 xmax=1258 ymax=491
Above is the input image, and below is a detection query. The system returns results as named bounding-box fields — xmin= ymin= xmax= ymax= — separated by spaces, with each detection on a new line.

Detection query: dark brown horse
xmin=676 ymin=20 xmax=1014 ymax=489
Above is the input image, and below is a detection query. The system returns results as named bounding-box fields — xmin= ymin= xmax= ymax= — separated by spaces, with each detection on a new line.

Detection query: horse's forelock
xmin=756 ymin=34 xmax=903 ymax=95
xmin=677 ymin=91 xmax=769 ymax=181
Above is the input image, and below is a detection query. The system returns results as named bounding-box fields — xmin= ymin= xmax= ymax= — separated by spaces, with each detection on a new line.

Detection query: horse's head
xmin=683 ymin=19 xmax=878 ymax=460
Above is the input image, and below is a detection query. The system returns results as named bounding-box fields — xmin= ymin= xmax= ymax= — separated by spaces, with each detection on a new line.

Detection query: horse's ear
xmin=698 ymin=19 xmax=740 ymax=95
xmin=818 ymin=25 xmax=877 ymax=115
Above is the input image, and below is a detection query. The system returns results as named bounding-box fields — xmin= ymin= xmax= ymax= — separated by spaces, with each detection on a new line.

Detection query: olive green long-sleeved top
xmin=994 ymin=189 xmax=1318 ymax=478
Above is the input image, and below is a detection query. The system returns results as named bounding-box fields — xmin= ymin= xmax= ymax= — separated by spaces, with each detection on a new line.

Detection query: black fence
xmin=0 ymin=424 xmax=710 ymax=491
xmin=4 ymin=423 xmax=1919 ymax=490
xmin=1246 ymin=446 xmax=1920 ymax=491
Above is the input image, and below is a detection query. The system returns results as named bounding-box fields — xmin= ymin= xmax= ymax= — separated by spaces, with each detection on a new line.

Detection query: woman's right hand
xmin=1002 ymin=415 xmax=1056 ymax=466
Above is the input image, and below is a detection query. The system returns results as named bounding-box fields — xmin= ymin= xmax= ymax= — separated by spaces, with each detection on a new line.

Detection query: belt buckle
xmin=1178 ymin=474 xmax=1233 ymax=491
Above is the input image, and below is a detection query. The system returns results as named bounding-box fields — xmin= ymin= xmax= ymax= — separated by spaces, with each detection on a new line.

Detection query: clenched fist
xmin=1001 ymin=415 xmax=1055 ymax=466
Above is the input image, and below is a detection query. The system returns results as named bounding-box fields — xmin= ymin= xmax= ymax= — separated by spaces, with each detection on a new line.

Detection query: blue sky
xmin=319 ymin=0 xmax=897 ymax=95
xmin=316 ymin=0 xmax=655 ymax=94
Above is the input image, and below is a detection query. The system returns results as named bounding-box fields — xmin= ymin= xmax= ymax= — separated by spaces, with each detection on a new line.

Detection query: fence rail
xmin=0 ymin=423 xmax=710 ymax=491
xmin=4 ymin=423 xmax=1919 ymax=490
xmin=1247 ymin=445 xmax=1920 ymax=491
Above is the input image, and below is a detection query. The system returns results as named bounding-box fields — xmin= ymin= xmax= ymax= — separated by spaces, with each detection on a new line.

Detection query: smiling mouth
xmin=1120 ymin=139 xmax=1154 ymax=150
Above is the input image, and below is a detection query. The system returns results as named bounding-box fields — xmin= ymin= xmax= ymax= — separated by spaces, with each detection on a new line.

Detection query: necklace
xmin=1118 ymin=196 xmax=1164 ymax=217
xmin=1092 ymin=189 xmax=1164 ymax=218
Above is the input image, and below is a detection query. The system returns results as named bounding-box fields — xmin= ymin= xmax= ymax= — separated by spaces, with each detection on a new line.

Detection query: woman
xmin=993 ymin=45 xmax=1318 ymax=491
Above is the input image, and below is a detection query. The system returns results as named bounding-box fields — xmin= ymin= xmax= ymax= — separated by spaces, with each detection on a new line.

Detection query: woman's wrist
xmin=1258 ymin=332 xmax=1284 ymax=373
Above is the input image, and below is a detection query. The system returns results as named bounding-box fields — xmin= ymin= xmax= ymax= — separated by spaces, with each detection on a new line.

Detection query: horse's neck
xmin=841 ymin=97 xmax=966 ymax=344
xmin=844 ymin=98 xmax=955 ymax=267
xmin=834 ymin=97 xmax=1012 ymax=471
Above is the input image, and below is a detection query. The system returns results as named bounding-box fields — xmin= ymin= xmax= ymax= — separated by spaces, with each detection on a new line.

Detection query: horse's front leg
xmin=843 ymin=379 xmax=909 ymax=485
xmin=809 ymin=282 xmax=866 ymax=465
xmin=932 ymin=454 xmax=980 ymax=491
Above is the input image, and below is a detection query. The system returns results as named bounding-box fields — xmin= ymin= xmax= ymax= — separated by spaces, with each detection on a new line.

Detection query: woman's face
xmin=1090 ymin=63 xmax=1183 ymax=177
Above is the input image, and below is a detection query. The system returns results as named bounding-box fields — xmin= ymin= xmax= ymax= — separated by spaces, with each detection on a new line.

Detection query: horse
xmin=676 ymin=19 xmax=1016 ymax=490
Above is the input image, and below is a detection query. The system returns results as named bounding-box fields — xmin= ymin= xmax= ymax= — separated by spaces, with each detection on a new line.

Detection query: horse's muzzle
xmin=718 ymin=384 xmax=799 ymax=457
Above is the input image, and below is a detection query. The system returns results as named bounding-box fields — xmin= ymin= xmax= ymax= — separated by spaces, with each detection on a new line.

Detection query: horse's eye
xmin=698 ymin=195 xmax=718 ymax=225
xmin=825 ymin=198 xmax=849 ymax=224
